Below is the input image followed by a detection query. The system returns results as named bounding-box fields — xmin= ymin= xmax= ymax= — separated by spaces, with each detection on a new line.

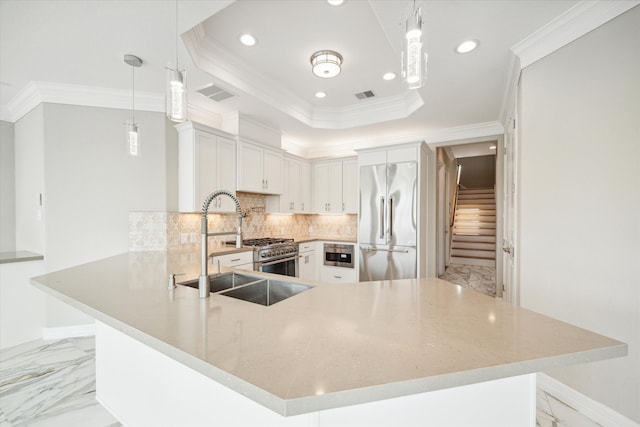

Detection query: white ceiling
xmin=0 ymin=0 xmax=590 ymax=158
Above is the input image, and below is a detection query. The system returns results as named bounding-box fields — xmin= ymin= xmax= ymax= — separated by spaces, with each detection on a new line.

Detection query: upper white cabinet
xmin=176 ymin=121 xmax=237 ymax=213
xmin=237 ymin=140 xmax=284 ymax=195
xmin=313 ymin=157 xmax=358 ymax=214
xmin=265 ymin=154 xmax=312 ymax=213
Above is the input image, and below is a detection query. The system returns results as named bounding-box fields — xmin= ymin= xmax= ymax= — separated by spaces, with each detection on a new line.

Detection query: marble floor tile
xmin=0 ymin=337 xmax=120 ymax=427
xmin=536 ymin=388 xmax=604 ymax=427
xmin=439 ymin=263 xmax=496 ymax=297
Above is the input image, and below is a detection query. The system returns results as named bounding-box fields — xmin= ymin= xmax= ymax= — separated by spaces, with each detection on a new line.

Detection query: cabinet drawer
xmin=320 ymin=265 xmax=356 ymax=284
xmin=211 ymin=251 xmax=253 ymax=269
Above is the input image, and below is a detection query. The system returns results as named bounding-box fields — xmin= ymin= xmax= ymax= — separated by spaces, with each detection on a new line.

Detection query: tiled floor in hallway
xmin=440 ymin=262 xmax=497 ymax=297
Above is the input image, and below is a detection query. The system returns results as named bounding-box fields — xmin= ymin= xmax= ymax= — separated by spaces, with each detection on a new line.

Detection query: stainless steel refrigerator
xmin=359 ymin=161 xmax=417 ymax=281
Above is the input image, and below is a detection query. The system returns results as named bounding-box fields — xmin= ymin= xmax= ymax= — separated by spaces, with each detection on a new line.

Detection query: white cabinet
xmin=298 ymin=241 xmax=317 ymax=281
xmin=176 ymin=121 xmax=237 ymax=213
xmin=237 ymin=140 xmax=284 ymax=194
xmin=342 ymin=159 xmax=358 ymax=213
xmin=265 ymin=155 xmax=312 ymax=213
xmin=313 ymin=157 xmax=357 ymax=214
xmin=210 ymin=251 xmax=253 ymax=271
xmin=320 ymin=265 xmax=357 ymax=283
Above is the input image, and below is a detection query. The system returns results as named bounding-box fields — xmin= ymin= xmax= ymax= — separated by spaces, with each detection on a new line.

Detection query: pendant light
xmin=166 ymin=0 xmax=187 ymax=122
xmin=401 ymin=1 xmax=428 ymax=89
xmin=124 ymin=54 xmax=142 ymax=157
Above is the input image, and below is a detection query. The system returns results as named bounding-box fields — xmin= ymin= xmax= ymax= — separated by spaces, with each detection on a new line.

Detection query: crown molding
xmin=183 ymin=24 xmax=425 ymax=131
xmin=426 ymin=121 xmax=504 ymax=145
xmin=512 ymin=0 xmax=640 ymax=69
xmin=3 ymin=81 xmax=165 ymax=123
xmin=303 ymin=121 xmax=504 ymax=159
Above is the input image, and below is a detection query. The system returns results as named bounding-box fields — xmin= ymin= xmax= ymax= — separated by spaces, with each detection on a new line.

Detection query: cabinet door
xmin=214 ymin=136 xmax=237 ymax=213
xmin=286 ymin=159 xmax=299 ymax=212
xmin=298 ymin=250 xmax=317 ymax=280
xmin=342 ymin=159 xmax=358 ymax=213
xmin=263 ymin=148 xmax=283 ymax=194
xmin=195 ymin=130 xmax=217 ymax=211
xmin=237 ymin=142 xmax=263 ymax=193
xmin=327 ymin=162 xmax=343 ymax=213
xmin=314 ymin=163 xmax=329 ymax=213
xmin=299 ymin=162 xmax=311 ymax=213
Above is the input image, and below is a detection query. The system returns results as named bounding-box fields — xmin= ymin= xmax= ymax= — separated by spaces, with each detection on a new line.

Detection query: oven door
xmin=256 ymin=255 xmax=299 ymax=277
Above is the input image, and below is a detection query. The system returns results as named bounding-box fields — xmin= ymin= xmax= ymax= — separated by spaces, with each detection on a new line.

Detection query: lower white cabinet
xmin=319 ymin=265 xmax=357 ymax=284
xmin=210 ymin=251 xmax=253 ymax=271
xmin=298 ymin=242 xmax=317 ymax=281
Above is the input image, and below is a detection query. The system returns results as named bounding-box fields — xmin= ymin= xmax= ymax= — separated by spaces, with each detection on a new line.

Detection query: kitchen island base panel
xmin=96 ymin=321 xmax=535 ymax=427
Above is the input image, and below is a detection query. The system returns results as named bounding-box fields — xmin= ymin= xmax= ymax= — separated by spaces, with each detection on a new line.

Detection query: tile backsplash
xmin=129 ymin=192 xmax=357 ymax=251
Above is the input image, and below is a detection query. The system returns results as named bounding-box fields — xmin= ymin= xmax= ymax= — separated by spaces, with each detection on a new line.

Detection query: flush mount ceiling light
xmin=401 ymin=3 xmax=428 ymax=89
xmin=240 ymin=34 xmax=257 ymax=46
xmin=383 ymin=72 xmax=397 ymax=81
xmin=310 ymin=50 xmax=343 ymax=78
xmin=166 ymin=0 xmax=187 ymax=122
xmin=315 ymin=91 xmax=327 ymax=98
xmin=124 ymin=54 xmax=142 ymax=157
xmin=327 ymin=0 xmax=345 ymax=5
xmin=456 ymin=39 xmax=478 ymax=54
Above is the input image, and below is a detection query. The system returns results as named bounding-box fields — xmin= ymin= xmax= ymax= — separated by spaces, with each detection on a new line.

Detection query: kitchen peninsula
xmin=31 ymin=251 xmax=626 ymax=427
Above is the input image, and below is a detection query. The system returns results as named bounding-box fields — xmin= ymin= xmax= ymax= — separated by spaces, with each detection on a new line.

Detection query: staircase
xmin=450 ymin=187 xmax=496 ymax=267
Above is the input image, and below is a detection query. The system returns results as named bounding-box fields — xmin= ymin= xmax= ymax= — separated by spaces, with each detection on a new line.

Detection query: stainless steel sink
xmin=179 ymin=272 xmax=259 ymax=293
xmin=220 ymin=279 xmax=313 ymax=306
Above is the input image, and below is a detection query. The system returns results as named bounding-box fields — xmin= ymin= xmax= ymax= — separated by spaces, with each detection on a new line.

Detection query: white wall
xmin=518 ymin=7 xmax=640 ymax=423
xmin=14 ymin=105 xmax=45 ymax=254
xmin=10 ymin=103 xmax=175 ymax=330
xmin=0 ymin=120 xmax=16 ymax=251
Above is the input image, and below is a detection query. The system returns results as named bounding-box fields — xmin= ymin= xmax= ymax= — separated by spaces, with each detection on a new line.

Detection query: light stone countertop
xmin=30 ymin=251 xmax=627 ymax=416
xmin=0 ymin=251 xmax=44 ymax=264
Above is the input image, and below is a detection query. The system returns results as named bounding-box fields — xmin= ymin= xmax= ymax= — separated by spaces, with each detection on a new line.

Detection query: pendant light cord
xmin=175 ymin=0 xmax=179 ymax=70
xmin=131 ymin=64 xmax=135 ymax=123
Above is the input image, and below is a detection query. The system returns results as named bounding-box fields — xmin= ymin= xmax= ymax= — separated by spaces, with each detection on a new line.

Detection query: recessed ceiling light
xmin=239 ymin=34 xmax=257 ymax=47
xmin=327 ymin=0 xmax=344 ymax=5
xmin=315 ymin=91 xmax=327 ymax=98
xmin=456 ymin=39 xmax=478 ymax=54
xmin=489 ymin=145 xmax=497 ymax=150
xmin=383 ymin=72 xmax=396 ymax=81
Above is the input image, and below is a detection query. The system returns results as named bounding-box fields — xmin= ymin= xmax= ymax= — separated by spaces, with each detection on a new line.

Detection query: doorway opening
xmin=435 ymin=141 xmax=500 ymax=298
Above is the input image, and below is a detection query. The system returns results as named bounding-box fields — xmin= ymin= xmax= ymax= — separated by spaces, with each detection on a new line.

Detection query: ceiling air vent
xmin=355 ymin=90 xmax=375 ymax=100
xmin=197 ymin=84 xmax=235 ymax=102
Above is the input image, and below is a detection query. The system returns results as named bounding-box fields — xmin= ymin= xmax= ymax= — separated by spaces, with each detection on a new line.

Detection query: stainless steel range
xmin=227 ymin=238 xmax=299 ymax=277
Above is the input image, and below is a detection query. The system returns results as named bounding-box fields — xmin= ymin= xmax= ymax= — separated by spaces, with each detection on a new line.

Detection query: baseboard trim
xmin=537 ymin=373 xmax=638 ymax=427
xmin=42 ymin=324 xmax=95 ymax=340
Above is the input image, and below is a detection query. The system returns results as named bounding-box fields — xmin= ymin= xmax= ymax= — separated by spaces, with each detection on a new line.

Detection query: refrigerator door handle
xmin=379 ymin=196 xmax=385 ymax=239
xmin=362 ymin=247 xmax=410 ymax=254
xmin=388 ymin=196 xmax=393 ymax=240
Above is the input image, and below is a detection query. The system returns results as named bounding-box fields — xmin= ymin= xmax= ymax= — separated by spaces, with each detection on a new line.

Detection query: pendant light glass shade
xmin=166 ymin=67 xmax=186 ymax=122
xmin=402 ymin=7 xmax=428 ymax=89
xmin=126 ymin=122 xmax=139 ymax=156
